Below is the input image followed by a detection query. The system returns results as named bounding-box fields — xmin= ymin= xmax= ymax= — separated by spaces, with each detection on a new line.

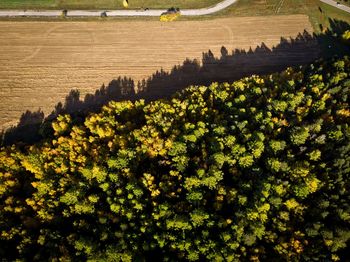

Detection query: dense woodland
xmin=0 ymin=55 xmax=349 ymax=261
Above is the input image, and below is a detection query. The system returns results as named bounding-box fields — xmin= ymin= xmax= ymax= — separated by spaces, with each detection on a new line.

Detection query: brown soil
xmin=0 ymin=15 xmax=317 ymax=130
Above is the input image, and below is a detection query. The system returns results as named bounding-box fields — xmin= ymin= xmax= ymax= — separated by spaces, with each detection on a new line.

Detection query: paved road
xmin=0 ymin=0 xmax=238 ymax=17
xmin=320 ymin=0 xmax=350 ymax=13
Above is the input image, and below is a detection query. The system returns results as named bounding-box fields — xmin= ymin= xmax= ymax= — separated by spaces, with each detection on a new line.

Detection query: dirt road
xmin=0 ymin=0 xmax=238 ymax=17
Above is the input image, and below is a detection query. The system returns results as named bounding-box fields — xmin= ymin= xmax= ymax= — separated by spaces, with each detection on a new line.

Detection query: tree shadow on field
xmin=1 ymin=18 xmax=349 ymax=146
xmin=48 ymin=77 xmax=136 ymax=118
xmin=1 ymin=110 xmax=45 ymax=146
xmin=316 ymin=18 xmax=350 ymax=58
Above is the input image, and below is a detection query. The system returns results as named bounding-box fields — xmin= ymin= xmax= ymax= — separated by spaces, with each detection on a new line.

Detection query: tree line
xmin=0 ymin=56 xmax=349 ymax=261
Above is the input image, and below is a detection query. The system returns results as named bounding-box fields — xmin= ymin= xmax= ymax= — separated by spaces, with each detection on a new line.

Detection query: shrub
xmin=160 ymin=12 xmax=180 ymax=22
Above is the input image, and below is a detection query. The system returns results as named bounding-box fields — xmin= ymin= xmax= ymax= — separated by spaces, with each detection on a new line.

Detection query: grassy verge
xmin=0 ymin=0 xmax=221 ymax=10
xmin=338 ymin=0 xmax=350 ymax=7
xmin=317 ymin=2 xmax=350 ymax=29
xmin=212 ymin=0 xmax=350 ymax=32
xmin=208 ymin=0 xmax=350 ymax=57
xmin=1 ymin=0 xmax=349 ymax=36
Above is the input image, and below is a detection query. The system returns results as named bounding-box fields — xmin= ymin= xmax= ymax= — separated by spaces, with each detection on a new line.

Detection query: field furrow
xmin=0 ymin=15 xmax=318 ymax=130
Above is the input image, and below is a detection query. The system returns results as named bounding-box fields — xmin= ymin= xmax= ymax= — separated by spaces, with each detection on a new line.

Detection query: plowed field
xmin=0 ymin=15 xmax=318 ymax=130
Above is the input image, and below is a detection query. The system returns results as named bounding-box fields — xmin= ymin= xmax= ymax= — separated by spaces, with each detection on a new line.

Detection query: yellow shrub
xmin=160 ymin=12 xmax=180 ymax=22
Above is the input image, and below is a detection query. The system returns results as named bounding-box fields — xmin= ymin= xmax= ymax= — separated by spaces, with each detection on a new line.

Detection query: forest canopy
xmin=0 ymin=56 xmax=350 ymax=261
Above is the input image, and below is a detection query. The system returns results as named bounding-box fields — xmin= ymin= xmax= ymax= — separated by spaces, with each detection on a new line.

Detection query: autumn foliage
xmin=1 ymin=57 xmax=350 ymax=261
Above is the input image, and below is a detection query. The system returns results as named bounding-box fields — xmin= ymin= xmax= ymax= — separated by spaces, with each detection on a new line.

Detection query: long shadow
xmin=317 ymin=18 xmax=350 ymax=58
xmin=1 ymin=110 xmax=45 ymax=146
xmin=141 ymin=31 xmax=320 ymax=100
xmin=1 ymin=18 xmax=349 ymax=146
